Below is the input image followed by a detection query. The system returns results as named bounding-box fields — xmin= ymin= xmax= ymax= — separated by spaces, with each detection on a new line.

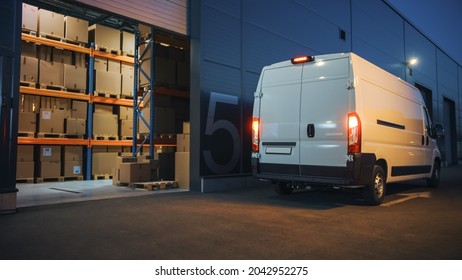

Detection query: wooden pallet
xmin=94 ymin=91 xmax=120 ymax=99
xmin=121 ymin=136 xmax=133 ymax=140
xmin=66 ymin=88 xmax=86 ymax=94
xmin=36 ymin=176 xmax=65 ymax=183
xmin=40 ymin=84 xmax=67 ymax=91
xmin=20 ymin=81 xmax=37 ymax=88
xmin=63 ymin=134 xmax=85 ymax=139
xmin=63 ymin=175 xmax=84 ymax=181
xmin=62 ymin=38 xmax=86 ymax=47
xmin=120 ymin=94 xmax=134 ymax=100
xmin=93 ymin=174 xmax=112 ymax=180
xmin=38 ymin=33 xmax=65 ymax=42
xmin=116 ymin=180 xmax=179 ymax=191
xmin=18 ymin=131 xmax=35 ymax=138
xmin=94 ymin=135 xmax=119 ymax=140
xmin=22 ymin=29 xmax=37 ymax=36
xmin=16 ymin=178 xmax=34 ymax=184
xmin=122 ymin=51 xmax=135 ymax=58
xmin=95 ymin=46 xmax=121 ymax=55
xmin=37 ymin=132 xmax=65 ymax=138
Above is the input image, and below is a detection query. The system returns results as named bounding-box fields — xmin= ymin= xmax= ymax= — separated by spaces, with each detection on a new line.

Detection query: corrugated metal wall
xmin=75 ymin=0 xmax=187 ymax=35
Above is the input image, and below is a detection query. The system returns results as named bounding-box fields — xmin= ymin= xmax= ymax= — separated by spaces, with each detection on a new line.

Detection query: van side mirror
xmin=432 ymin=124 xmax=444 ymax=140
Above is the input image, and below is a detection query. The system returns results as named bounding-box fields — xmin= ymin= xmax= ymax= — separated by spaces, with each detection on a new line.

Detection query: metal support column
xmin=133 ymin=27 xmax=155 ymax=159
xmin=86 ymin=44 xmax=95 ymax=180
xmin=0 ymin=0 xmax=21 ymax=213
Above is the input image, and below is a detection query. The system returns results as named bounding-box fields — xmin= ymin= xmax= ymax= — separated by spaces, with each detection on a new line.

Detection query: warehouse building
xmin=0 ymin=0 xmax=461 ymax=212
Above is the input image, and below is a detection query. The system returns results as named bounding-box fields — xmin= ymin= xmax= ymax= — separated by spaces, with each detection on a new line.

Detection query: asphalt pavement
xmin=1 ymin=165 xmax=462 ymax=259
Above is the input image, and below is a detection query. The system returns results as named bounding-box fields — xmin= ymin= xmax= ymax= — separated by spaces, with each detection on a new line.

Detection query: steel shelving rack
xmin=18 ymin=33 xmax=175 ymax=180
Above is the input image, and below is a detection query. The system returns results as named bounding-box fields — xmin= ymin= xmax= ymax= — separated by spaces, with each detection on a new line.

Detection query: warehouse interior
xmin=2 ymin=0 xmax=191 ymax=211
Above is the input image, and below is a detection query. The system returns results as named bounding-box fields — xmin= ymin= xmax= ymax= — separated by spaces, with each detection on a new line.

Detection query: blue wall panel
xmin=404 ymin=22 xmax=437 ymax=92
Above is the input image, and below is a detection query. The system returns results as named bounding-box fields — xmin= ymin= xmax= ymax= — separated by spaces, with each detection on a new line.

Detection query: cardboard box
xmin=108 ymin=60 xmax=121 ymax=73
xmin=65 ymin=118 xmax=86 ymax=135
xmin=64 ymin=146 xmax=82 ymax=161
xmin=21 ymin=94 xmax=40 ymax=113
xmin=55 ymin=98 xmax=71 ymax=110
xmin=121 ymin=31 xmax=135 ymax=56
xmin=118 ymin=162 xmax=151 ymax=183
xmin=88 ymin=24 xmax=120 ymax=52
xmin=158 ymin=152 xmax=175 ymax=180
xmin=175 ymin=152 xmax=190 ymax=188
xmin=94 ymin=57 xmax=108 ymax=71
xmin=93 ymin=113 xmax=118 ymax=136
xmin=95 ymin=70 xmax=121 ymax=95
xmin=39 ymin=108 xmax=68 ymax=133
xmin=39 ymin=60 xmax=64 ymax=87
xmin=75 ymin=52 xmax=86 ymax=68
xmin=183 ymin=122 xmax=190 ymax=134
xmin=64 ymin=64 xmax=87 ymax=90
xmin=92 ymin=152 xmax=118 ymax=175
xmin=40 ymin=145 xmax=61 ymax=161
xmin=107 ymin=146 xmax=122 ymax=153
xmin=119 ymin=106 xmax=133 ymax=120
xmin=38 ymin=9 xmax=64 ymax=38
xmin=176 ymin=134 xmax=190 ymax=152
xmin=121 ymin=63 xmax=134 ymax=97
xmin=115 ymin=156 xmax=138 ymax=170
xmin=18 ymin=112 xmax=37 ymax=132
xmin=64 ymin=16 xmax=88 ymax=43
xmin=39 ymin=161 xmax=61 ymax=178
xmin=16 ymin=161 xmax=35 ymax=179
xmin=20 ymin=56 xmax=38 ymax=83
xmin=21 ymin=42 xmax=37 ymax=58
xmin=22 ymin=4 xmax=38 ymax=32
xmin=39 ymin=45 xmax=53 ymax=62
xmin=94 ymin=104 xmax=113 ymax=114
xmin=71 ymin=100 xmax=87 ymax=119
xmin=120 ymin=119 xmax=133 ymax=137
xmin=52 ymin=49 xmax=72 ymax=64
xmin=17 ymin=145 xmax=34 ymax=162
xmin=64 ymin=160 xmax=82 ymax=176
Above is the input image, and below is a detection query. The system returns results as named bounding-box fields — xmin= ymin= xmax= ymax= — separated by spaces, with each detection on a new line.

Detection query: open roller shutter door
xmin=75 ymin=0 xmax=187 ymax=35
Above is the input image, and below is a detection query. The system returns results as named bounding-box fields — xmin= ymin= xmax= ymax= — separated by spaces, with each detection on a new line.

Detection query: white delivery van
xmin=251 ymin=53 xmax=444 ymax=205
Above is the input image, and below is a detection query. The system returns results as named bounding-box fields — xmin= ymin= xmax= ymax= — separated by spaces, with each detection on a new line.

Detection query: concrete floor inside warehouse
xmin=16 ymin=180 xmax=188 ymax=208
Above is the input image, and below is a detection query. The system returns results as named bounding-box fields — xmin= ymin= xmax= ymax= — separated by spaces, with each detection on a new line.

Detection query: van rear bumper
xmin=252 ymin=153 xmax=376 ymax=186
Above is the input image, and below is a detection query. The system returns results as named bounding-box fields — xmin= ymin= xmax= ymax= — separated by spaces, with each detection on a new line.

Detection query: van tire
xmin=363 ymin=165 xmax=386 ymax=205
xmin=275 ymin=182 xmax=294 ymax=195
xmin=427 ymin=161 xmax=440 ymax=188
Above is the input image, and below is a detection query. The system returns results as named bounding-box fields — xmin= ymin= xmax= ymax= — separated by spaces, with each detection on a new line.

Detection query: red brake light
xmin=291 ymin=56 xmax=315 ymax=64
xmin=252 ymin=117 xmax=260 ymax=152
xmin=348 ymin=112 xmax=361 ymax=153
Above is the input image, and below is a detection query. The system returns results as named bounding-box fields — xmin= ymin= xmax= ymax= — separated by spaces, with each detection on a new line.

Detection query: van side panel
xmin=351 ymin=54 xmax=431 ymax=182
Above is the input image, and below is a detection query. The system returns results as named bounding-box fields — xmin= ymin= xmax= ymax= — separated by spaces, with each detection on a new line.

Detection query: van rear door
xmin=299 ymin=56 xmax=351 ymax=178
xmin=258 ymin=63 xmax=303 ymax=175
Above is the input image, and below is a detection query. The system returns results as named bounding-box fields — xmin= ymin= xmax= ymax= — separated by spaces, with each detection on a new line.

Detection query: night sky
xmin=386 ymin=0 xmax=462 ymax=66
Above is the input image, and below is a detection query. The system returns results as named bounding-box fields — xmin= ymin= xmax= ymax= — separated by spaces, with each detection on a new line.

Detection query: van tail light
xmin=348 ymin=112 xmax=361 ymax=153
xmin=252 ymin=117 xmax=260 ymax=152
xmin=291 ymin=56 xmax=315 ymax=64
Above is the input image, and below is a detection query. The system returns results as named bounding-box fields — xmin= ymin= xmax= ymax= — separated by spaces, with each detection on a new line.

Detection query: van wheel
xmin=274 ymin=182 xmax=294 ymax=195
xmin=363 ymin=165 xmax=386 ymax=206
xmin=427 ymin=161 xmax=440 ymax=188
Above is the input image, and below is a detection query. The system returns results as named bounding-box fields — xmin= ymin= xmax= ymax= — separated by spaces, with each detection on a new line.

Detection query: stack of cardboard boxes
xmin=93 ymin=104 xmax=118 ymax=139
xmin=38 ymin=146 xmax=61 ymax=179
xmin=63 ymin=146 xmax=83 ymax=178
xmin=16 ymin=146 xmax=34 ymax=181
xmin=175 ymin=122 xmax=190 ymax=188
xmin=119 ymin=106 xmax=134 ymax=139
xmin=112 ymin=154 xmax=159 ymax=185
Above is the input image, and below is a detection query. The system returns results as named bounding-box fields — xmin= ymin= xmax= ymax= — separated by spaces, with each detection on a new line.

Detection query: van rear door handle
xmin=307 ymin=124 xmax=315 ymax=138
